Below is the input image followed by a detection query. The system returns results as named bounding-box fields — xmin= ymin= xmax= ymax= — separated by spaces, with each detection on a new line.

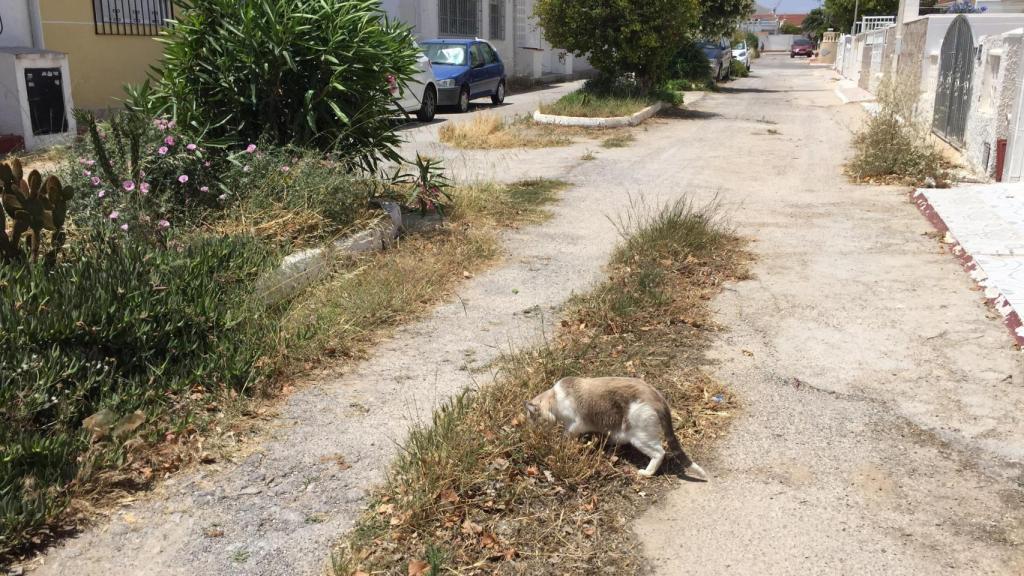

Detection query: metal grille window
xmin=439 ymin=0 xmax=479 ymax=37
xmin=489 ymin=0 xmax=506 ymax=41
xmin=93 ymin=0 xmax=174 ymax=36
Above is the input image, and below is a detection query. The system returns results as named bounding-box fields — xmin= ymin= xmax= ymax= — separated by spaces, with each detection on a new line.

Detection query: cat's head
xmin=524 ymin=389 xmax=556 ymax=423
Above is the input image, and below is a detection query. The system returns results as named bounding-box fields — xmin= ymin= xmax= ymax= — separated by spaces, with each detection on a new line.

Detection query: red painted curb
xmin=913 ymin=189 xmax=1024 ymax=348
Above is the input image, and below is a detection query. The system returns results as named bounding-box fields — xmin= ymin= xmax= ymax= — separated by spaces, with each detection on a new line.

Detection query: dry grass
xmin=329 ymin=197 xmax=750 ymax=575
xmin=847 ymin=78 xmax=949 ymax=187
xmin=279 ymin=179 xmax=568 ymax=363
xmin=601 ymin=133 xmax=636 ymax=148
xmin=438 ymin=114 xmax=573 ymax=149
xmin=540 ymin=90 xmax=654 ymax=118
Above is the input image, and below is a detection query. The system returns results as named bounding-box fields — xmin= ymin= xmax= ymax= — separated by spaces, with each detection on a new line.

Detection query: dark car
xmin=420 ymin=39 xmax=506 ymax=113
xmin=791 ymin=38 xmax=815 ymax=58
xmin=697 ymin=39 xmax=733 ymax=81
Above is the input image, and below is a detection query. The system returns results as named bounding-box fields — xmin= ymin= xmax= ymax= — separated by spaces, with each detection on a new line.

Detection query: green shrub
xmin=540 ymin=82 xmax=656 ymax=118
xmin=730 ymin=59 xmax=750 ymax=78
xmin=134 ymin=0 xmax=418 ymax=169
xmin=535 ymin=0 xmax=700 ymax=85
xmin=669 ymin=38 xmax=714 ymax=90
xmin=0 ymin=232 xmax=278 ymax=556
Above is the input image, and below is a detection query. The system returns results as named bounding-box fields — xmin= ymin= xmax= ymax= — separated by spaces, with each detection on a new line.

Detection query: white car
xmin=732 ymin=41 xmax=751 ymax=72
xmin=389 ymin=44 xmax=438 ymax=122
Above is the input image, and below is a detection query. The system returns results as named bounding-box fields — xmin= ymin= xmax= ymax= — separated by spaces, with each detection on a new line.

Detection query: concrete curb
xmin=913 ymin=188 xmax=1024 ymax=346
xmin=532 ymin=101 xmax=666 ymax=128
xmin=257 ymin=200 xmax=434 ymax=305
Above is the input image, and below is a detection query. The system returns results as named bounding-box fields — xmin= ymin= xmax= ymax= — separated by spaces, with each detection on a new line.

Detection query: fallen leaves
xmin=408 ymin=559 xmax=430 ymax=576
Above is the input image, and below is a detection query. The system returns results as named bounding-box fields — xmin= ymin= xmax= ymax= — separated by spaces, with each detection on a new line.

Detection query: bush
xmin=134 ymin=0 xmax=418 ymax=169
xmin=848 ymin=79 xmax=948 ymax=185
xmin=0 ymin=231 xmax=277 ymax=556
xmin=730 ymin=59 xmax=750 ymax=78
xmin=535 ymin=0 xmax=700 ymax=85
xmin=668 ymin=38 xmax=714 ymax=90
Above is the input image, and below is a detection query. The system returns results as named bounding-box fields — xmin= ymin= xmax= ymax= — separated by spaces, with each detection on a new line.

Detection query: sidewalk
xmin=915 ymin=183 xmax=1024 ymax=345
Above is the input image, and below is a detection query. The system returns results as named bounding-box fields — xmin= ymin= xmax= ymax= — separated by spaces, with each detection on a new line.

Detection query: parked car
xmin=420 ymin=39 xmax=506 ymax=113
xmin=790 ymin=38 xmax=815 ymax=58
xmin=390 ymin=42 xmax=438 ymax=122
xmin=697 ymin=39 xmax=733 ymax=81
xmin=732 ymin=41 xmax=752 ymax=72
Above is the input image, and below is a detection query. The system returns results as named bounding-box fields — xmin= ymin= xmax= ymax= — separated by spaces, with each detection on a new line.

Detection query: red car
xmin=791 ymin=38 xmax=815 ymax=58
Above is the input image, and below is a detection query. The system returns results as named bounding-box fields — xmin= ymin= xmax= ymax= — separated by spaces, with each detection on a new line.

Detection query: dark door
xmin=933 ymin=16 xmax=974 ymax=148
xmin=24 ymin=68 xmax=68 ymax=136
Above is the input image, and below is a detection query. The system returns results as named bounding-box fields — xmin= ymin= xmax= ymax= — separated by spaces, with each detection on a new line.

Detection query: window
xmin=470 ymin=44 xmax=486 ymax=68
xmin=423 ymin=43 xmax=467 ymax=66
xmin=482 ymin=43 xmax=499 ymax=65
xmin=440 ymin=0 xmax=479 ymax=37
xmin=93 ymin=0 xmax=174 ymax=36
xmin=489 ymin=0 xmax=506 ymax=41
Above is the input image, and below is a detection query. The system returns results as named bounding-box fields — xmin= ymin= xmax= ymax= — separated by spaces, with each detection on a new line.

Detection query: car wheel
xmin=416 ymin=86 xmax=436 ymax=122
xmin=491 ymin=80 xmax=506 ymax=105
xmin=457 ymin=85 xmax=470 ymax=113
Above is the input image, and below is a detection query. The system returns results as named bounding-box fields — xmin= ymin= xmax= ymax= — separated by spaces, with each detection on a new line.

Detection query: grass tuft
xmin=540 ymin=89 xmax=655 ymax=118
xmin=330 ymin=196 xmax=749 ymax=575
xmin=601 ymin=133 xmax=636 ymax=148
xmin=438 ymin=114 xmax=572 ymax=149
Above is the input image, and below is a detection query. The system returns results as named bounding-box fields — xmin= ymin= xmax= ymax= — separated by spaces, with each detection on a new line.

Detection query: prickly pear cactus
xmin=0 ymin=159 xmax=74 ymax=264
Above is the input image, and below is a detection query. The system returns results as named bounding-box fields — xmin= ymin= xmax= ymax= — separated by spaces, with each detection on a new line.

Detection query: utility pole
xmin=851 ymin=0 xmax=861 ymax=35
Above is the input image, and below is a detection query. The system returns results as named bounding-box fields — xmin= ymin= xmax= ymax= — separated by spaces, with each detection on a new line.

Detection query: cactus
xmin=0 ymin=159 xmax=74 ymax=264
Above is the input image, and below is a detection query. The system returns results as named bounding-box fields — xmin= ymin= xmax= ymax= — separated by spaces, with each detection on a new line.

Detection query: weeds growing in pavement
xmin=330 ymin=196 xmax=749 ymax=575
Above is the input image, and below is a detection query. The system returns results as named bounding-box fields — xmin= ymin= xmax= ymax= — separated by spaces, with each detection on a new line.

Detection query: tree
xmin=800 ymin=8 xmax=836 ymax=41
xmin=780 ymin=21 xmax=802 ymax=35
xmin=535 ymin=0 xmax=700 ymax=86
xmin=700 ymin=0 xmax=755 ymax=38
xmin=822 ymin=0 xmax=899 ymax=33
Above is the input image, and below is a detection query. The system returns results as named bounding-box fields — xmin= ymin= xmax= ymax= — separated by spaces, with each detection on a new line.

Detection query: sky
xmin=762 ymin=0 xmax=824 ymax=13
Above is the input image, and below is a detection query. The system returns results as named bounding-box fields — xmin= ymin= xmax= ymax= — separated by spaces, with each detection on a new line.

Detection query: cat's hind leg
xmin=629 ymin=433 xmax=666 ymax=477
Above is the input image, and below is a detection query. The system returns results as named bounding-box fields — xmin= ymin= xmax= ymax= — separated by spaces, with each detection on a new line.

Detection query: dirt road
xmin=636 ymin=57 xmax=1024 ymax=574
xmin=27 ymin=58 xmax=1024 ymax=575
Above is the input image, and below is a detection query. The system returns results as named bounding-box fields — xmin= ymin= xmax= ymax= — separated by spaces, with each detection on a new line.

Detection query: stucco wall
xmin=0 ymin=0 xmax=35 ymax=48
xmin=963 ymin=29 xmax=1023 ymax=177
xmin=38 ymin=0 xmax=164 ymax=111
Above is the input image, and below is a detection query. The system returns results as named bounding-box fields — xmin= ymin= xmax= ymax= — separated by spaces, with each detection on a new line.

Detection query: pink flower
xmin=82 ymin=169 xmax=91 ymax=177
xmin=86 ymin=160 xmax=95 ymax=167
xmin=122 ymin=180 xmax=135 ymax=191
xmin=165 ymin=136 xmax=176 ymax=146
xmin=98 ymin=190 xmax=106 ymax=198
xmin=157 ymin=219 xmax=170 ymax=230
xmin=158 ymin=146 xmax=169 ymax=155
xmin=280 ymin=166 xmax=290 ymax=173
xmin=120 ymin=223 xmax=129 ymax=231
xmin=91 ymin=176 xmax=101 ymax=186
xmin=186 ymin=143 xmax=198 ymax=151
xmin=218 ymin=194 xmax=228 ymax=201
xmin=245 ymin=144 xmax=257 ymax=154
xmin=168 ymin=120 xmax=176 ymax=129
xmin=204 ymin=161 xmax=212 ymax=167
xmin=108 ymin=210 xmax=119 ymax=220
xmin=200 ymin=186 xmax=209 ymax=193
xmin=178 ymin=174 xmax=189 ymax=184
xmin=140 ymin=182 xmax=151 ymax=194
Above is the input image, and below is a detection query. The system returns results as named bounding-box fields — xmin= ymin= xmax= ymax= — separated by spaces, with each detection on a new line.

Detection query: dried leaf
xmin=480 ymin=532 xmax=498 ymax=548
xmin=461 ymin=519 xmax=483 ymax=535
xmin=439 ymin=488 xmax=459 ymax=504
xmin=408 ymin=559 xmax=429 ymax=576
xmin=525 ymin=465 xmax=539 ymax=477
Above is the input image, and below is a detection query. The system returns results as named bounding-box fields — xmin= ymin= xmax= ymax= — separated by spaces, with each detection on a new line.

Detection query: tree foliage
xmin=135 ymin=0 xmax=418 ymax=170
xmin=535 ymin=0 xmax=700 ymax=85
xmin=780 ymin=21 xmax=802 ymax=35
xmin=699 ymin=0 xmax=755 ymax=38
xmin=800 ymin=8 xmax=835 ymax=41
xmin=822 ymin=0 xmax=899 ymax=33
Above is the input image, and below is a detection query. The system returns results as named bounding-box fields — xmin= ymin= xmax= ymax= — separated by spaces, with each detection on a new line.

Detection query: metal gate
xmin=933 ymin=16 xmax=974 ymax=148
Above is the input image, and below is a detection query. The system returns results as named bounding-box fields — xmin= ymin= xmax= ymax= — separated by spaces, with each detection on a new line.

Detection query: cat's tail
xmin=659 ymin=405 xmax=710 ymax=482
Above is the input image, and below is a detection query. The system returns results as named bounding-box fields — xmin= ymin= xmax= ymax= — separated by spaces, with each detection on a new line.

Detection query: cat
xmin=525 ymin=376 xmax=708 ymax=480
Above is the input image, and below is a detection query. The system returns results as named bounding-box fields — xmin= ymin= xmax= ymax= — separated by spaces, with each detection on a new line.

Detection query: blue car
xmin=420 ymin=39 xmax=506 ymax=113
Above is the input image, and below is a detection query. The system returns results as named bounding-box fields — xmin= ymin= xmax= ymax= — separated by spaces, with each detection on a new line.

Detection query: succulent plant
xmin=0 ymin=159 xmax=74 ymax=264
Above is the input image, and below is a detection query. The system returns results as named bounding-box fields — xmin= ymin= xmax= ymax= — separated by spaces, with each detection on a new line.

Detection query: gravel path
xmin=636 ymin=57 xmax=1024 ymax=575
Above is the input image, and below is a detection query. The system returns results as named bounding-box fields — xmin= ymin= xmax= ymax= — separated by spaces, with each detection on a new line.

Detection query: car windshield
xmin=423 ymin=44 xmax=467 ymax=66
xmin=733 ymin=42 xmax=746 ymax=50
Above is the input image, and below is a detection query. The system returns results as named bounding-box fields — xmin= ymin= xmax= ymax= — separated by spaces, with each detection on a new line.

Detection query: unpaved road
xmin=637 ymin=58 xmax=1024 ymax=574
xmin=25 ymin=58 xmax=1024 ymax=575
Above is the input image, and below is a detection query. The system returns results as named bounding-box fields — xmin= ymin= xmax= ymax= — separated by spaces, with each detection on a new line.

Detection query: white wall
xmin=0 ymin=0 xmax=35 ymax=48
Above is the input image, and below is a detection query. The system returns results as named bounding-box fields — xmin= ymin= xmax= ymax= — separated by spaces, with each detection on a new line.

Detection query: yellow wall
xmin=39 ymin=1 xmax=165 ymax=111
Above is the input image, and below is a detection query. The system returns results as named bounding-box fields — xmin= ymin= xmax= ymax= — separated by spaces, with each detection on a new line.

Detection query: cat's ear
xmin=524 ymin=401 xmax=539 ymax=416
